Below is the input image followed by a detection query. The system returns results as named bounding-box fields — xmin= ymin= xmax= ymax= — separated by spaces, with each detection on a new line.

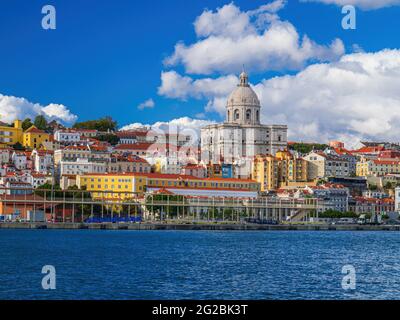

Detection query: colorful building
xmin=350 ymin=197 xmax=395 ymax=215
xmin=276 ymin=150 xmax=309 ymax=185
xmin=23 ymin=126 xmax=50 ymax=149
xmin=181 ymin=164 xmax=207 ymax=178
xmin=0 ymin=120 xmax=23 ymax=146
xmin=77 ymin=173 xmax=260 ymax=199
xmin=356 ymin=158 xmax=400 ymax=177
xmin=108 ymin=155 xmax=151 ymax=174
xmin=304 ymin=151 xmax=350 ymax=179
xmin=252 ymin=151 xmax=310 ymax=192
xmin=252 ymin=154 xmax=279 ymax=192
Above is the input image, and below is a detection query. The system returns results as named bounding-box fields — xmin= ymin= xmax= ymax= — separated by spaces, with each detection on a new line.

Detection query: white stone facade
xmin=201 ymin=72 xmax=287 ymax=178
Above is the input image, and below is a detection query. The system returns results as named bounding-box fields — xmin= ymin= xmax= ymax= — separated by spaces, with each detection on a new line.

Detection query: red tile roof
xmin=114 ymin=143 xmax=153 ymax=151
xmin=373 ymin=160 xmax=400 ymax=165
xmin=25 ymin=126 xmax=47 ymax=134
xmin=64 ymin=145 xmax=89 ymax=151
xmin=352 ymin=146 xmax=385 ymax=154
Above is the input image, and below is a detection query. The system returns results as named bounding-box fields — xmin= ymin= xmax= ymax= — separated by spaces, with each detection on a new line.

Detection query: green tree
xmin=97 ymin=133 xmax=119 ymax=145
xmin=289 ymin=143 xmax=328 ymax=154
xmin=73 ymin=116 xmax=117 ymax=132
xmin=384 ymin=182 xmax=394 ymax=190
xmin=22 ymin=118 xmax=33 ymax=131
xmin=12 ymin=142 xmax=25 ymax=151
xmin=319 ymin=210 xmax=357 ymax=219
xmin=34 ymin=115 xmax=48 ymax=130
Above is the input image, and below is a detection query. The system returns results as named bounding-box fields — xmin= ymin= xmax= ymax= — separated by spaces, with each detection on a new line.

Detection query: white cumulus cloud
xmin=121 ymin=116 xmax=215 ymax=132
xmin=137 ymin=98 xmax=155 ymax=110
xmin=120 ymin=117 xmax=216 ymax=144
xmin=158 ymin=70 xmax=238 ymax=100
xmin=301 ymin=0 xmax=400 ymax=10
xmin=158 ymin=50 xmax=400 ymax=147
xmin=164 ymin=2 xmax=345 ymax=75
xmin=0 ymin=93 xmax=77 ymax=124
xmin=250 ymin=49 xmax=400 ymax=146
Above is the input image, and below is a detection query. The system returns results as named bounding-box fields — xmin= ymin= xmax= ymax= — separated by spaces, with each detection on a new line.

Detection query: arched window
xmin=234 ymin=109 xmax=240 ymax=120
xmin=246 ymin=109 xmax=251 ymax=121
xmin=256 ymin=110 xmax=259 ymax=121
xmin=227 ymin=110 xmax=230 ymax=121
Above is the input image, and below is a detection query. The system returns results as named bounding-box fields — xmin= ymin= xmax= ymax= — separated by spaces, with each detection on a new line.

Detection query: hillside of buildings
xmin=0 ymin=115 xmax=399 ymax=224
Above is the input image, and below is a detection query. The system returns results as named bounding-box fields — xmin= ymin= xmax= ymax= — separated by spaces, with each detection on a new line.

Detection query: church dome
xmin=227 ymin=86 xmax=260 ymax=107
xmin=226 ymin=71 xmax=261 ymax=125
xmin=227 ymin=72 xmax=260 ymax=107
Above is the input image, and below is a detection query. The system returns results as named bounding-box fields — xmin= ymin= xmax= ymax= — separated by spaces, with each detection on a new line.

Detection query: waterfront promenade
xmin=1 ymin=222 xmax=400 ymax=231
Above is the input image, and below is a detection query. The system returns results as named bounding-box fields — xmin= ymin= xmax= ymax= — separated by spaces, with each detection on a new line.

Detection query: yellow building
xmin=0 ymin=120 xmax=23 ymax=146
xmin=356 ymin=158 xmax=369 ymax=176
xmin=23 ymin=126 xmax=51 ymax=149
xmin=77 ymin=173 xmax=260 ymax=199
xmin=252 ymin=152 xmax=310 ymax=192
xmin=252 ymin=155 xmax=279 ymax=192
xmin=276 ymin=150 xmax=309 ymax=186
xmin=356 ymin=158 xmax=400 ymax=177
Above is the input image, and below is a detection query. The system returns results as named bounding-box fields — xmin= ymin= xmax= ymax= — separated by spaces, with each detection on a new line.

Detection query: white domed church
xmin=201 ymin=71 xmax=288 ymax=178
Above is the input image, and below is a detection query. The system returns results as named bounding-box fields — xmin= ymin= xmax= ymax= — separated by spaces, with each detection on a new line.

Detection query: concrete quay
xmin=1 ymin=222 xmax=400 ymax=231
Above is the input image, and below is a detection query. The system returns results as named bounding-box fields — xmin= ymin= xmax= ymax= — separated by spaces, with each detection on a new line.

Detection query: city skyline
xmin=4 ymin=2 xmax=400 ymax=303
xmin=2 ymin=0 xmax=400 ymax=148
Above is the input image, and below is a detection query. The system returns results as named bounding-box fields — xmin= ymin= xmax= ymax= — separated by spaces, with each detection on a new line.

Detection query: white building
xmin=54 ymin=145 xmax=111 ymax=166
xmin=304 ymin=151 xmax=350 ymax=179
xmin=11 ymin=152 xmax=27 ymax=170
xmin=29 ymin=173 xmax=48 ymax=189
xmin=0 ymin=171 xmax=49 ymax=190
xmin=0 ymin=148 xmax=11 ymax=165
xmin=201 ymin=71 xmax=287 ymax=179
xmin=31 ymin=150 xmax=54 ymax=174
xmin=362 ymin=190 xmax=389 ymax=199
xmin=395 ymin=187 xmax=400 ymax=212
xmin=54 ymin=130 xmax=81 ymax=143
xmin=59 ymin=158 xmax=107 ymax=176
xmin=305 ymin=184 xmax=350 ymax=213
xmin=325 ymin=148 xmax=358 ymax=176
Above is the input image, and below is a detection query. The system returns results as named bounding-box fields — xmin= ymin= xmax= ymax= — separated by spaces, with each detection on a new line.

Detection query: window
xmin=246 ymin=109 xmax=251 ymax=121
xmin=234 ymin=109 xmax=240 ymax=120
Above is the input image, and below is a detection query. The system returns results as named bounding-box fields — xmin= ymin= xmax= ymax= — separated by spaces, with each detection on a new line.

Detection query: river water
xmin=1 ymin=229 xmax=399 ymax=300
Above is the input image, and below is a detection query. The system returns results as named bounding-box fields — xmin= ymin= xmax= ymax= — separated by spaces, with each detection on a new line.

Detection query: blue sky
xmin=1 ymin=0 xmax=400 ymax=145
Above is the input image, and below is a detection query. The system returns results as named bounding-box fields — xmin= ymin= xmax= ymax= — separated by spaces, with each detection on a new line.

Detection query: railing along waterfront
xmin=0 ymin=187 xmax=321 ymax=223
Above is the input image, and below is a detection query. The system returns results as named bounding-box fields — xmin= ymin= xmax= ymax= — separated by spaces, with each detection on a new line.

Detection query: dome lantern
xmin=239 ymin=71 xmax=249 ymax=87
